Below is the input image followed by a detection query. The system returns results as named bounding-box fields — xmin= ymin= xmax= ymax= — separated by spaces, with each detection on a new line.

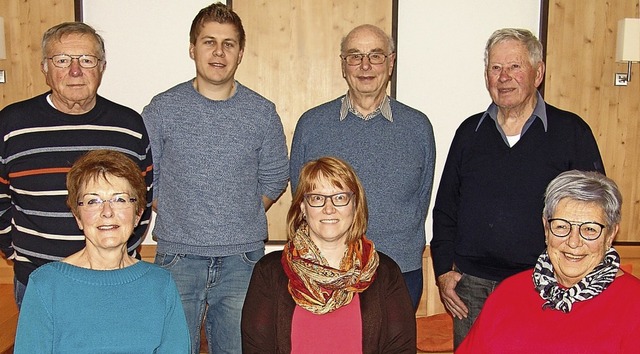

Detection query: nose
xmin=322 ymin=200 xmax=337 ymax=214
xmin=498 ymin=67 xmax=512 ymax=82
xmin=359 ymin=56 xmax=372 ymax=70
xmin=566 ymin=225 xmax=583 ymax=248
xmin=68 ymin=58 xmax=83 ymax=77
xmin=213 ymin=44 xmax=225 ymax=57
xmin=100 ymin=200 xmax=114 ymax=217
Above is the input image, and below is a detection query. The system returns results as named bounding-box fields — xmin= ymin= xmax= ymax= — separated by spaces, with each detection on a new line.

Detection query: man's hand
xmin=437 ymin=271 xmax=469 ymax=319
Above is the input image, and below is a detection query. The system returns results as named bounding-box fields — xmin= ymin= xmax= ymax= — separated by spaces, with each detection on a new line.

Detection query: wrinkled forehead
xmin=344 ymin=28 xmax=389 ymax=53
xmin=46 ymin=33 xmax=101 ymax=55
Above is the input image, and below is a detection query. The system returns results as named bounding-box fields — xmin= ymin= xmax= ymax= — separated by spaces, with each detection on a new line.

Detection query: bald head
xmin=340 ymin=24 xmax=395 ymax=54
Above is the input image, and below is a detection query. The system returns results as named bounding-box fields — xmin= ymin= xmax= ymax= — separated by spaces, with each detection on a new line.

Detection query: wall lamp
xmin=616 ymin=18 xmax=640 ymax=84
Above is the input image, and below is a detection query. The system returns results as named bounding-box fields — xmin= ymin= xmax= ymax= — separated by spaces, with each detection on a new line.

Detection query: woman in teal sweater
xmin=14 ymin=150 xmax=190 ymax=353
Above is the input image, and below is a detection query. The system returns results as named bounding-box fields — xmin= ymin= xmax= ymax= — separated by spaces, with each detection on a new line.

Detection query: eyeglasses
xmin=547 ymin=218 xmax=606 ymax=241
xmin=77 ymin=195 xmax=137 ymax=212
xmin=47 ymin=54 xmax=102 ymax=69
xmin=304 ymin=192 xmax=354 ymax=208
xmin=340 ymin=52 xmax=389 ymax=66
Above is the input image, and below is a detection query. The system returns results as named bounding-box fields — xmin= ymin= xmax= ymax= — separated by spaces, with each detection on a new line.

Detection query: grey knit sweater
xmin=142 ymin=81 xmax=289 ymax=256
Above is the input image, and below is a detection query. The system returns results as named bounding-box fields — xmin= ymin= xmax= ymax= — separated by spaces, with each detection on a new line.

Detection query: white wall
xmin=83 ymin=0 xmax=541 ymax=244
xmin=83 ymin=0 xmax=218 ymax=112
xmin=396 ymin=0 xmax=541 ymax=242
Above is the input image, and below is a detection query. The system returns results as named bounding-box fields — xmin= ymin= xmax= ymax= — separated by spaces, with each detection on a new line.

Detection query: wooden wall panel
xmin=232 ymin=0 xmax=392 ymax=241
xmin=0 ymin=0 xmax=75 ymax=109
xmin=545 ymin=0 xmax=640 ymax=242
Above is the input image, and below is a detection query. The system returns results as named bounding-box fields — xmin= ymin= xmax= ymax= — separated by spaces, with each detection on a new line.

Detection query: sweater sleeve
xmin=573 ymin=119 xmax=605 ymax=174
xmin=0 ymin=107 xmax=13 ymax=258
xmin=14 ymin=277 xmax=54 ymax=353
xmin=431 ymin=125 xmax=466 ymax=277
xmin=157 ymin=274 xmax=191 ymax=353
xmin=131 ymin=115 xmax=154 ymax=251
xmin=419 ymin=116 xmax=436 ymax=226
xmin=378 ymin=257 xmax=417 ymax=353
xmin=241 ymin=254 xmax=280 ymax=353
xmin=256 ymin=106 xmax=289 ymax=201
xmin=141 ymin=99 xmax=163 ymax=200
xmin=289 ymin=112 xmax=309 ymax=194
xmin=0 ymin=154 xmax=13 ymax=258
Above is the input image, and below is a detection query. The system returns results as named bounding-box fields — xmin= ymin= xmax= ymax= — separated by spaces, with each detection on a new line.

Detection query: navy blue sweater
xmin=432 ymin=103 xmax=604 ymax=281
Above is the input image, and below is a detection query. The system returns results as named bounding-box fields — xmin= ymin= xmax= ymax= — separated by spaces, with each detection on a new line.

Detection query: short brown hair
xmin=288 ymin=156 xmax=368 ymax=244
xmin=66 ymin=150 xmax=147 ymax=215
xmin=189 ymin=2 xmax=246 ymax=49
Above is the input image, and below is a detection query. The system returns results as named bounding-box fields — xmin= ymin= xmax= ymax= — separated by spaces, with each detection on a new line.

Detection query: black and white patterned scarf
xmin=532 ymin=247 xmax=620 ymax=313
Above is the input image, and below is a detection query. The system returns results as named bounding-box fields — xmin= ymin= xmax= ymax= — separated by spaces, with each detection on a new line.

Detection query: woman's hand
xmin=437 ymin=271 xmax=469 ymax=319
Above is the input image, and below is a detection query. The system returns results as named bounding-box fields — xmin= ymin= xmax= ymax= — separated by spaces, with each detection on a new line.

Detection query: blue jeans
xmin=155 ymin=249 xmax=264 ymax=354
xmin=402 ymin=268 xmax=423 ymax=312
xmin=453 ymin=272 xmax=499 ymax=350
xmin=14 ymin=277 xmax=26 ymax=310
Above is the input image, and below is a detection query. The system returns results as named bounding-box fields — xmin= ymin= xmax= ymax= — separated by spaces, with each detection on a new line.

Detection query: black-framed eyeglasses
xmin=340 ymin=52 xmax=390 ymax=66
xmin=304 ymin=192 xmax=354 ymax=208
xmin=547 ymin=218 xmax=606 ymax=241
xmin=77 ymin=195 xmax=137 ymax=212
xmin=47 ymin=54 xmax=102 ymax=68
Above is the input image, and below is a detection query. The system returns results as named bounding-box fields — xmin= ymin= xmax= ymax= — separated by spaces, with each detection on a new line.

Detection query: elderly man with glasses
xmin=290 ymin=24 xmax=436 ymax=311
xmin=0 ymin=22 xmax=153 ymax=308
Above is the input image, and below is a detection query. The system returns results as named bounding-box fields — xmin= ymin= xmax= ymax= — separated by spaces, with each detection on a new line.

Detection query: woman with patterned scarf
xmin=457 ymin=170 xmax=640 ymax=353
xmin=241 ymin=156 xmax=415 ymax=353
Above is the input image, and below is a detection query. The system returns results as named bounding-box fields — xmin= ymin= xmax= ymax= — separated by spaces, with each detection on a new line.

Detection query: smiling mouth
xmin=97 ymin=225 xmax=119 ymax=230
xmin=563 ymin=252 xmax=585 ymax=261
xmin=319 ymin=219 xmax=339 ymax=224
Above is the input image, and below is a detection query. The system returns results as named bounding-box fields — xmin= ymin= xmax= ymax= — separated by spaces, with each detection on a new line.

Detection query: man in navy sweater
xmin=290 ymin=24 xmax=436 ymax=310
xmin=431 ymin=28 xmax=605 ymax=349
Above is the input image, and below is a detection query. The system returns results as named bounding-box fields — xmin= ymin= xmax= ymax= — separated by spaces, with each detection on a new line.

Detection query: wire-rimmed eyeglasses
xmin=304 ymin=192 xmax=354 ymax=208
xmin=47 ymin=54 xmax=102 ymax=69
xmin=77 ymin=195 xmax=137 ymax=212
xmin=547 ymin=218 xmax=606 ymax=241
xmin=340 ymin=52 xmax=390 ymax=66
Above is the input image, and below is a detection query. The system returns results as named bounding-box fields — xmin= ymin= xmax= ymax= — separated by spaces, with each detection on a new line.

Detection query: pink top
xmin=291 ymin=294 xmax=363 ymax=353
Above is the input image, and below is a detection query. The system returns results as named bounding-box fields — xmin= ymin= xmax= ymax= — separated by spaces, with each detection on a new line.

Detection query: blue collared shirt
xmin=340 ymin=93 xmax=393 ymax=122
xmin=475 ymin=91 xmax=548 ymax=146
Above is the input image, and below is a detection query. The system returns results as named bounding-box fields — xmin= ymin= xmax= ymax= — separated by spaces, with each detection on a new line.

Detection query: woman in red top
xmin=458 ymin=170 xmax=640 ymax=353
xmin=241 ymin=156 xmax=415 ymax=353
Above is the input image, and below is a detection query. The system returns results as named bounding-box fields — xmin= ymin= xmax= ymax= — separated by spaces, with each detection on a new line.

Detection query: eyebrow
xmin=82 ymin=192 xmax=130 ymax=197
xmin=345 ymin=47 xmax=386 ymax=54
xmin=199 ymin=35 xmax=238 ymax=43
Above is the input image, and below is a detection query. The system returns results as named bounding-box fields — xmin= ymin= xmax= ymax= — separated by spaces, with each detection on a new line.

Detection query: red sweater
xmin=457 ymin=269 xmax=640 ymax=353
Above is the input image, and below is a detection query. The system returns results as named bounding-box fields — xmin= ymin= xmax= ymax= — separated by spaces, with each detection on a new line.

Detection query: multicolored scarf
xmin=533 ymin=247 xmax=620 ymax=313
xmin=281 ymin=225 xmax=379 ymax=315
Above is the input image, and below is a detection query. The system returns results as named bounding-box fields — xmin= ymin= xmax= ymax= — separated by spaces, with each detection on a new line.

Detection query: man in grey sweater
xmin=290 ymin=24 xmax=436 ymax=311
xmin=141 ymin=4 xmax=289 ymax=354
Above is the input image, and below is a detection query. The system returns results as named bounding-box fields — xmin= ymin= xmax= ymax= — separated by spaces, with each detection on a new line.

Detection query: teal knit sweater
xmin=14 ymin=261 xmax=190 ymax=353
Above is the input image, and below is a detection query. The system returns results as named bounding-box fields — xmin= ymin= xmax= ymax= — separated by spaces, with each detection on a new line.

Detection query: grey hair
xmin=543 ymin=170 xmax=622 ymax=226
xmin=340 ymin=24 xmax=395 ymax=54
xmin=484 ymin=28 xmax=543 ymax=68
xmin=42 ymin=22 xmax=106 ymax=62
